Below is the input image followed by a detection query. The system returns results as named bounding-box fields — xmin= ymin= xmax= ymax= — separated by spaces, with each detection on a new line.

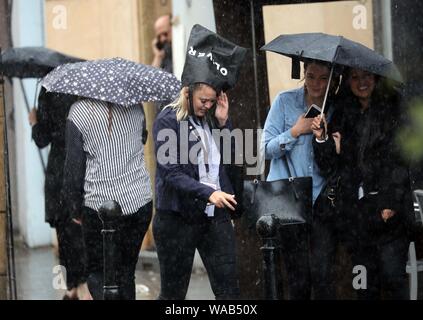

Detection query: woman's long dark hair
xmin=328 ymin=68 xmax=404 ymax=185
xmin=332 ymin=68 xmax=402 ymax=144
xmin=107 ymin=102 xmax=113 ymax=136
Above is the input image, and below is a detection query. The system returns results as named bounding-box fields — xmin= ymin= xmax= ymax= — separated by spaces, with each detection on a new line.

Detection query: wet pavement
xmin=14 ymin=239 xmax=214 ymax=300
xmin=14 ymin=237 xmax=421 ymax=300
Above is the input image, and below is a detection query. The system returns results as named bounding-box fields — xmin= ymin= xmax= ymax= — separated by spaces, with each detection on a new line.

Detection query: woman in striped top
xmin=63 ymin=98 xmax=152 ymax=300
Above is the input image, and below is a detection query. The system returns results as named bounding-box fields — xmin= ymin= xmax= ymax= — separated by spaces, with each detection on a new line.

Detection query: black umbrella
xmin=261 ymin=32 xmax=402 ymax=82
xmin=262 ymin=32 xmax=403 ymax=115
xmin=0 ymin=47 xmax=84 ymax=78
xmin=0 ymin=47 xmax=79 ymax=173
xmin=41 ymin=57 xmax=181 ymax=106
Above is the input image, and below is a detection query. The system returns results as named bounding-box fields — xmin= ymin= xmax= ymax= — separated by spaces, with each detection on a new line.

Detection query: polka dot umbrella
xmin=41 ymin=57 xmax=181 ymax=106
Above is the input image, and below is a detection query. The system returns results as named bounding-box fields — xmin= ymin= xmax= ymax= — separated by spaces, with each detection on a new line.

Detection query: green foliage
xmin=397 ymin=99 xmax=423 ymax=163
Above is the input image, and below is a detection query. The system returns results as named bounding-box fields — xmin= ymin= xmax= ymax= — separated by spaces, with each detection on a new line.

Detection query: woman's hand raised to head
xmin=215 ymin=92 xmax=229 ymax=127
xmin=208 ymin=190 xmax=237 ymax=211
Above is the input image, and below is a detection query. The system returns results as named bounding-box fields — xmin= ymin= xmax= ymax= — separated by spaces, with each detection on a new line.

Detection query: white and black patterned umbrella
xmin=41 ymin=57 xmax=181 ymax=106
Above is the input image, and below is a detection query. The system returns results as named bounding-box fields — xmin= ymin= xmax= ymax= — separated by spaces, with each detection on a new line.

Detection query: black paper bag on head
xmin=181 ymin=24 xmax=247 ymax=93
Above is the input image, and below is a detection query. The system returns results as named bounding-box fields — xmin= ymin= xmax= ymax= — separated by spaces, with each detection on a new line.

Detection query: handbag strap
xmin=281 ymin=151 xmax=295 ymax=180
xmin=282 ymin=154 xmax=299 ymax=200
xmin=255 ymin=145 xmax=295 ymax=180
xmin=251 ymin=148 xmax=299 ymax=204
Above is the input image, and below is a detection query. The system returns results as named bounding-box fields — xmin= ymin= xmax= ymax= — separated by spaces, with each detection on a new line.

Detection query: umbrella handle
xmin=19 ymin=80 xmax=47 ymax=173
xmin=320 ymin=65 xmax=334 ymax=118
xmin=319 ymin=119 xmax=327 ymax=140
xmin=33 ymin=80 xmax=41 ymax=110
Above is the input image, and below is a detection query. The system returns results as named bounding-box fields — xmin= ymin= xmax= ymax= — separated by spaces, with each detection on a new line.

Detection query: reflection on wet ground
xmin=12 ymin=238 xmax=423 ymax=300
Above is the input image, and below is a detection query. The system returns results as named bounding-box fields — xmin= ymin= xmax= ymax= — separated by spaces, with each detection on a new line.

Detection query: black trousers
xmin=153 ymin=208 xmax=240 ymax=300
xmin=81 ymin=201 xmax=152 ymax=300
xmin=310 ymin=195 xmax=409 ymax=300
xmin=56 ymin=219 xmax=87 ymax=290
xmin=351 ymin=197 xmax=409 ymax=300
xmin=279 ymin=223 xmax=311 ymax=300
xmin=310 ymin=216 xmax=339 ymax=299
xmin=351 ymin=236 xmax=409 ymax=300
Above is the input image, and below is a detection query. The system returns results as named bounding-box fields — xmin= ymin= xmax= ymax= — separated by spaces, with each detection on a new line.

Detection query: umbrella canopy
xmin=0 ymin=47 xmax=84 ymax=78
xmin=41 ymin=57 xmax=181 ymax=106
xmin=261 ymin=32 xmax=402 ymax=82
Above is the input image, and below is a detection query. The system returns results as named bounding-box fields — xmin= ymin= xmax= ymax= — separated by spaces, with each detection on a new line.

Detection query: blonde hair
xmin=164 ymin=87 xmax=189 ymax=121
xmin=164 ymin=83 xmax=210 ymax=122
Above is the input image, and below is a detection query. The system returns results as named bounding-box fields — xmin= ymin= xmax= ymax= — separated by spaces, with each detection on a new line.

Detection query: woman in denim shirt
xmin=263 ymin=59 xmax=337 ymax=299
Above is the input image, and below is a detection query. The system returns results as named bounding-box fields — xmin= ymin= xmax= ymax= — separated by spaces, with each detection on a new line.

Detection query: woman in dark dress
xmin=29 ymin=88 xmax=88 ymax=299
xmin=311 ymin=68 xmax=413 ymax=299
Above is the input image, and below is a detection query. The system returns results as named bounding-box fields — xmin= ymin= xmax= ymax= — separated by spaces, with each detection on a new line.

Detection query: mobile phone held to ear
xmin=156 ymin=37 xmax=165 ymax=50
xmin=304 ymin=104 xmax=322 ymax=118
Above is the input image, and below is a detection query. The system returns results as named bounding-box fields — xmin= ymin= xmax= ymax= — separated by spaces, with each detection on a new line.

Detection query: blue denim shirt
xmin=263 ymin=86 xmax=327 ymax=204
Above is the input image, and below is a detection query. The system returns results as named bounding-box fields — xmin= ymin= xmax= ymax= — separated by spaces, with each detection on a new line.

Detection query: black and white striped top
xmin=65 ymin=99 xmax=152 ymax=216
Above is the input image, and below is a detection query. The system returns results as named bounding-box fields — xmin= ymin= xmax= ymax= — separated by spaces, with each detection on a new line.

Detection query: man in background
xmin=151 ymin=14 xmax=173 ymax=74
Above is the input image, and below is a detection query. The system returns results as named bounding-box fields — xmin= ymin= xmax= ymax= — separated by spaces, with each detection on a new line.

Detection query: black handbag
xmin=240 ymin=156 xmax=313 ymax=229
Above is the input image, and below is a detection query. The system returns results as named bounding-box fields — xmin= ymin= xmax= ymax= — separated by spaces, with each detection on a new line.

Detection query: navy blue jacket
xmin=153 ymin=107 xmax=234 ymax=215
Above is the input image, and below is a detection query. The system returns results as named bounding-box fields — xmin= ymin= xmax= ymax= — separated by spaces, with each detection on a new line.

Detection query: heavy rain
xmin=0 ymin=0 xmax=422 ymax=313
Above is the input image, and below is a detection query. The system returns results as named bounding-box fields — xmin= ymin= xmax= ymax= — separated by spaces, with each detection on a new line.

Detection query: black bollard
xmin=256 ymin=214 xmax=282 ymax=300
xmin=98 ymin=200 xmax=123 ymax=300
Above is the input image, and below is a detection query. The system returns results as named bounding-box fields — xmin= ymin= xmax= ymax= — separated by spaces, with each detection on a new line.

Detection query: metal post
xmin=249 ymin=0 xmax=261 ymax=130
xmin=18 ymin=79 xmax=46 ymax=173
xmin=0 ymin=47 xmax=17 ymax=300
xmin=249 ymin=0 xmax=265 ymax=181
xmin=98 ymin=200 xmax=122 ymax=300
xmin=256 ymin=214 xmax=282 ymax=300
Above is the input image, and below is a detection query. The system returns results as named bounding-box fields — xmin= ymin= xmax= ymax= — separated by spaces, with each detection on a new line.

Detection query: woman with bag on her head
xmin=262 ymin=59 xmax=340 ymax=299
xmin=311 ymin=67 xmax=412 ymax=299
xmin=152 ymin=24 xmax=246 ymax=300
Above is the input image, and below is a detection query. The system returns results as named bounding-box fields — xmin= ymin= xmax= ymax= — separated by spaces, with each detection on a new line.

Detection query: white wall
xmin=11 ymin=0 xmax=52 ymax=247
xmin=172 ymin=0 xmax=217 ymax=80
